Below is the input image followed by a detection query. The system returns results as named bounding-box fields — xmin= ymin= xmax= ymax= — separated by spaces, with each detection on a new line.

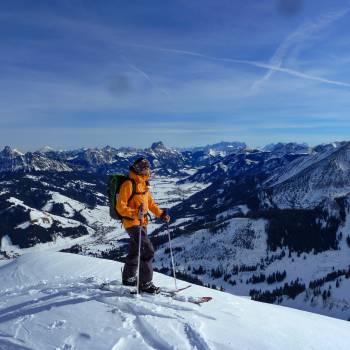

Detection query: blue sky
xmin=1 ymin=0 xmax=350 ymax=150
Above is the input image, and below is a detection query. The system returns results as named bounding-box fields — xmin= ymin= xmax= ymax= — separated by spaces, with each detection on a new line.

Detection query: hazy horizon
xmin=2 ymin=139 xmax=349 ymax=154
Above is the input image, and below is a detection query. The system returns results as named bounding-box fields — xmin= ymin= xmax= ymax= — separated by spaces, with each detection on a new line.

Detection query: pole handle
xmin=138 ymin=203 xmax=144 ymax=225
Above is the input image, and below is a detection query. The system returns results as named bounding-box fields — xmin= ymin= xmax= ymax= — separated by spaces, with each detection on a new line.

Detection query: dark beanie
xmin=131 ymin=157 xmax=151 ymax=174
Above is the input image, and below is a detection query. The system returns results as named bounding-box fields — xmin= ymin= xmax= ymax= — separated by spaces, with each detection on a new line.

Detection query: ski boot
xmin=122 ymin=276 xmax=137 ymax=287
xmin=140 ymin=281 xmax=160 ymax=294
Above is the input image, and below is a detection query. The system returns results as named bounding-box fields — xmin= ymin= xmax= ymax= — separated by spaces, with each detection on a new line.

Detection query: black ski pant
xmin=122 ymin=226 xmax=154 ymax=284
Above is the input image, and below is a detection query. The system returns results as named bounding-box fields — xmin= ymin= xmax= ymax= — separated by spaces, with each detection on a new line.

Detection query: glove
xmin=138 ymin=204 xmax=146 ymax=224
xmin=160 ymin=208 xmax=170 ymax=223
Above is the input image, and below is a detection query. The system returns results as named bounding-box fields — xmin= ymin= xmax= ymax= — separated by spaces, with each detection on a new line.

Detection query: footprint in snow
xmin=28 ymin=289 xmax=40 ymax=296
xmin=48 ymin=319 xmax=66 ymax=330
xmin=61 ymin=332 xmax=92 ymax=350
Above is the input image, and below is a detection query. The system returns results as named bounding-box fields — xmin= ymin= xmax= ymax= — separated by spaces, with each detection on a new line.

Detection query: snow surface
xmin=0 ymin=252 xmax=349 ymax=350
xmin=0 ymin=236 xmax=14 ymax=250
xmin=9 ymin=197 xmax=92 ymax=233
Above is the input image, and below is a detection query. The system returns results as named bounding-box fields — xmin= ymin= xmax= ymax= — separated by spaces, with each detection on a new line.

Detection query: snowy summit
xmin=0 ymin=252 xmax=349 ymax=350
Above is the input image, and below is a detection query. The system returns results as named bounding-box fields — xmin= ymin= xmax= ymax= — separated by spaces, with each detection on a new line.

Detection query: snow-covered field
xmin=0 ymin=252 xmax=349 ymax=350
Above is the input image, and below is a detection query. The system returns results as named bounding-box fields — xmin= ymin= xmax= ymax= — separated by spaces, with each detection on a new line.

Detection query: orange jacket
xmin=116 ymin=170 xmax=163 ymax=228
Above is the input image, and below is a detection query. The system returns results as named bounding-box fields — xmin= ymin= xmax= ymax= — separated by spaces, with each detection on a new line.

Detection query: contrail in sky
xmin=120 ymin=42 xmax=350 ymax=88
xmin=119 ymin=54 xmax=170 ymax=96
xmin=251 ymin=8 xmax=349 ymax=90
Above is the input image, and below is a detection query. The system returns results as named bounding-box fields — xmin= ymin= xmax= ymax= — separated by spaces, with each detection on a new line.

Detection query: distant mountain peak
xmin=312 ymin=141 xmax=348 ymax=154
xmin=263 ymin=142 xmax=310 ymax=154
xmin=1 ymin=146 xmax=24 ymax=157
xmin=2 ymin=146 xmax=12 ymax=155
xmin=151 ymin=141 xmax=167 ymax=151
xmin=38 ymin=146 xmax=55 ymax=153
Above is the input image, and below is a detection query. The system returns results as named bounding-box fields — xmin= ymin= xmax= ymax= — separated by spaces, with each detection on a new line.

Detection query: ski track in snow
xmin=13 ymin=314 xmax=33 ymax=340
xmin=133 ymin=316 xmax=174 ymax=349
xmin=0 ymin=276 xmax=211 ymax=350
xmin=184 ymin=323 xmax=211 ymax=350
xmin=0 ymin=252 xmax=349 ymax=350
xmin=0 ymin=330 xmax=33 ymax=350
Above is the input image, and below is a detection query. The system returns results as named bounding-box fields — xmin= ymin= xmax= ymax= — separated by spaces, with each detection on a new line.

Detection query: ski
xmin=128 ymin=284 xmax=191 ymax=296
xmin=159 ymin=284 xmax=192 ymax=296
xmin=99 ymin=282 xmax=132 ymax=294
xmin=171 ymin=294 xmax=213 ymax=305
xmin=100 ymin=282 xmax=191 ymax=295
xmin=99 ymin=282 xmax=211 ymax=305
xmin=190 ymin=296 xmax=212 ymax=305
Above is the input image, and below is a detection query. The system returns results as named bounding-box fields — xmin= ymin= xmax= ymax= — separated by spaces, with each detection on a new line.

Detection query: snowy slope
xmin=0 ymin=252 xmax=349 ymax=350
xmin=154 ymin=206 xmax=350 ymax=321
xmin=264 ymin=142 xmax=350 ymax=208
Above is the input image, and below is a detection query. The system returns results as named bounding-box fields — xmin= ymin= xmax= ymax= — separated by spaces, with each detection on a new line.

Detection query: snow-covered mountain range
xmin=0 ymin=141 xmax=250 ymax=175
xmin=0 ymin=142 xmax=193 ymax=176
xmin=152 ymin=141 xmax=350 ymax=320
xmin=0 ymin=146 xmax=72 ymax=172
xmin=1 ymin=140 xmax=350 ymax=322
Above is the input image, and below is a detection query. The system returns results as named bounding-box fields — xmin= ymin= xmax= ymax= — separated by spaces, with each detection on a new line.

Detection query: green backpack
xmin=108 ymin=174 xmax=137 ymax=220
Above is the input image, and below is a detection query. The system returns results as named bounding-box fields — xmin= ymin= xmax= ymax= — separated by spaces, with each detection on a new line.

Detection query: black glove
xmin=160 ymin=208 xmax=170 ymax=222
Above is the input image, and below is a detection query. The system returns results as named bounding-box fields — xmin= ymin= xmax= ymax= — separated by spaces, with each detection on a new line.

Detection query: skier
xmin=116 ymin=157 xmax=170 ymax=294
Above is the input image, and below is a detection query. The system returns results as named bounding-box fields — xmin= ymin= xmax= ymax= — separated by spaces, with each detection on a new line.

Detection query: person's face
xmin=140 ymin=167 xmax=151 ymax=177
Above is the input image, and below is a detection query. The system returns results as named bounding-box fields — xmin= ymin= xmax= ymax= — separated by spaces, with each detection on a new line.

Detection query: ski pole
xmin=137 ymin=203 xmax=144 ymax=294
xmin=165 ymin=212 xmax=177 ymax=290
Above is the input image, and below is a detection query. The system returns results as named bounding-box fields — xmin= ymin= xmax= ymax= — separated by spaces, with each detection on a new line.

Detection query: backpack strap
xmin=127 ymin=179 xmax=137 ymax=205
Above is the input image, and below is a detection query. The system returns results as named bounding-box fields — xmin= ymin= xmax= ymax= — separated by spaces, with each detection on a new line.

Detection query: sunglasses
xmin=134 ymin=160 xmax=151 ymax=173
